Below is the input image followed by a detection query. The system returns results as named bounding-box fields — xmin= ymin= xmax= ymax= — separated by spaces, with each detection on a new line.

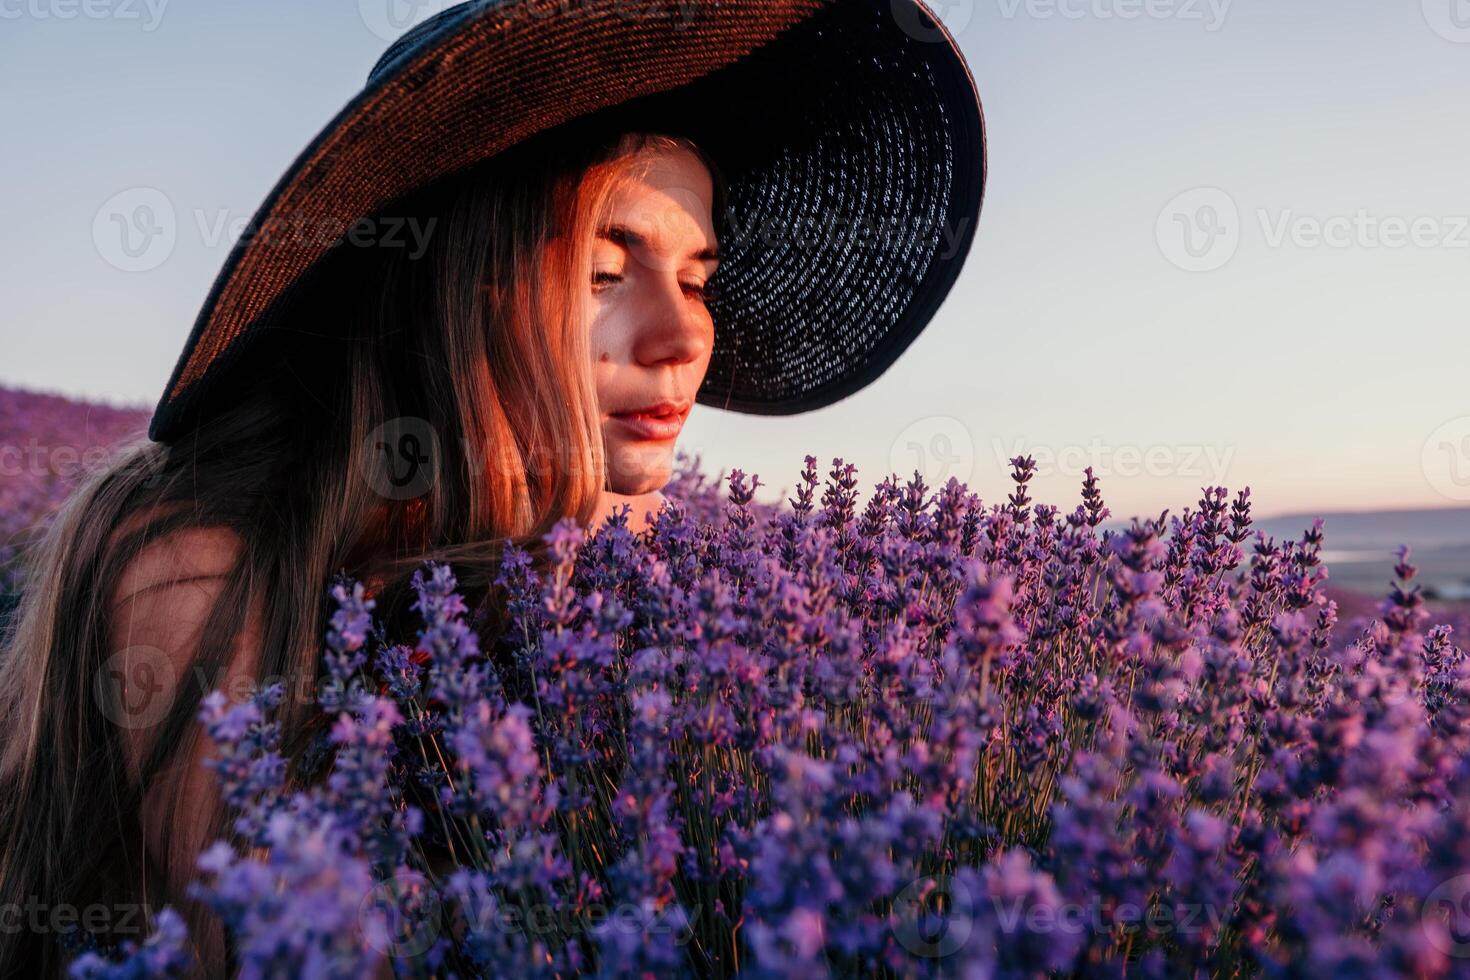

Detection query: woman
xmin=0 ymin=0 xmax=983 ymax=974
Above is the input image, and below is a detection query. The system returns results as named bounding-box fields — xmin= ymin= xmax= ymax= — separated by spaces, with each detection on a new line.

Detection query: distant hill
xmin=1251 ymin=507 xmax=1470 ymax=601
xmin=1097 ymin=503 xmax=1470 ymax=603
xmin=1254 ymin=506 xmax=1470 ymax=553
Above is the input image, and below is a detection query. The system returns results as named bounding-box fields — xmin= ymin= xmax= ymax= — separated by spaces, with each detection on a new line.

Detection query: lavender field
xmin=0 ymin=385 xmax=148 ymax=593
xmin=3 ymin=385 xmax=1470 ymax=977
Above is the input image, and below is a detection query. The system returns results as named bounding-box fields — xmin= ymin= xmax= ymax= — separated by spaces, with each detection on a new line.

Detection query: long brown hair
xmin=0 ymin=124 xmax=727 ymax=977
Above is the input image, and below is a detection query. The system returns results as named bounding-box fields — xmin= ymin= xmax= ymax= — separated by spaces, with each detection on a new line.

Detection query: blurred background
xmin=2 ymin=0 xmax=1467 ymax=606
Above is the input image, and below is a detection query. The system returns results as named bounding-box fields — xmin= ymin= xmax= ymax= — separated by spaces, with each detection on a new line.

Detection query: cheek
xmin=589 ymin=319 xmax=620 ymax=417
xmin=586 ymin=305 xmax=614 ymax=375
xmin=695 ymin=318 xmax=716 ymax=372
xmin=587 ymin=301 xmax=624 ymax=364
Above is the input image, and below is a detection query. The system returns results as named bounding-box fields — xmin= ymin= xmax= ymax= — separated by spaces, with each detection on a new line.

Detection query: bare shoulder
xmin=101 ymin=521 xmax=261 ymax=977
xmin=104 ymin=519 xmax=262 ymax=782
xmin=109 ymin=522 xmax=246 ymax=614
xmin=106 ymin=522 xmax=252 ymax=704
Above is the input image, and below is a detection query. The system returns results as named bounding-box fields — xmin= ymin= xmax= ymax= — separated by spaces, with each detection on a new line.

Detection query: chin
xmin=604 ymin=438 xmax=674 ymax=495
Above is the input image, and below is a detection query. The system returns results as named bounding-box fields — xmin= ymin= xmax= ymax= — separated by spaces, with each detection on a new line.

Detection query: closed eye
xmin=684 ymin=280 xmax=719 ymax=303
xmin=592 ymin=271 xmax=718 ymax=303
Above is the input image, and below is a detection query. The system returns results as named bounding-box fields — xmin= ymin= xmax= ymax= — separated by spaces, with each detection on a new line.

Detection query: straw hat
xmin=147 ymin=0 xmax=985 ymax=444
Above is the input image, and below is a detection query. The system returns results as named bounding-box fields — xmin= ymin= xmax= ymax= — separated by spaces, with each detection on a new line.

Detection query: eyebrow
xmin=597 ymin=223 xmax=719 ymax=263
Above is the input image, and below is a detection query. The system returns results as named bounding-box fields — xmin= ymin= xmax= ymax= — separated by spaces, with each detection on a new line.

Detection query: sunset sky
xmin=3 ymin=0 xmax=1468 ymax=520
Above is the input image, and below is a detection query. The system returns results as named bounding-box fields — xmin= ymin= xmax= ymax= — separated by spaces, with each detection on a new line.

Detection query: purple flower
xmin=37 ymin=448 xmax=1466 ymax=978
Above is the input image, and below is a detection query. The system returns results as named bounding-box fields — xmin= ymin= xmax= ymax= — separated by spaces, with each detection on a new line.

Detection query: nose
xmin=629 ymin=273 xmax=710 ymax=369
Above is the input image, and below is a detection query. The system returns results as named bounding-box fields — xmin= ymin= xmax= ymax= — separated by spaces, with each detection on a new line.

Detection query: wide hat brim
xmin=147 ymin=0 xmax=985 ymax=444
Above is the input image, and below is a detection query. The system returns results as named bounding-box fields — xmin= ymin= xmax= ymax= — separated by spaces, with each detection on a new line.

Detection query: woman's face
xmin=587 ymin=145 xmax=718 ymax=496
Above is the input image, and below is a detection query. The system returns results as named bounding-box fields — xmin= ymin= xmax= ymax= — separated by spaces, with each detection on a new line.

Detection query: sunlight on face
xmin=586 ymin=145 xmax=718 ymax=506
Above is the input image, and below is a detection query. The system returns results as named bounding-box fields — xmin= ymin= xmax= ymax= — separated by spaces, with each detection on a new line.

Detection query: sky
xmin=2 ymin=0 xmax=1468 ymax=521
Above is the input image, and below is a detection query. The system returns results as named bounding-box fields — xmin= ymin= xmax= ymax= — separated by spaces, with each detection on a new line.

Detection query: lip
xmin=607 ymin=401 xmax=689 ymax=441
